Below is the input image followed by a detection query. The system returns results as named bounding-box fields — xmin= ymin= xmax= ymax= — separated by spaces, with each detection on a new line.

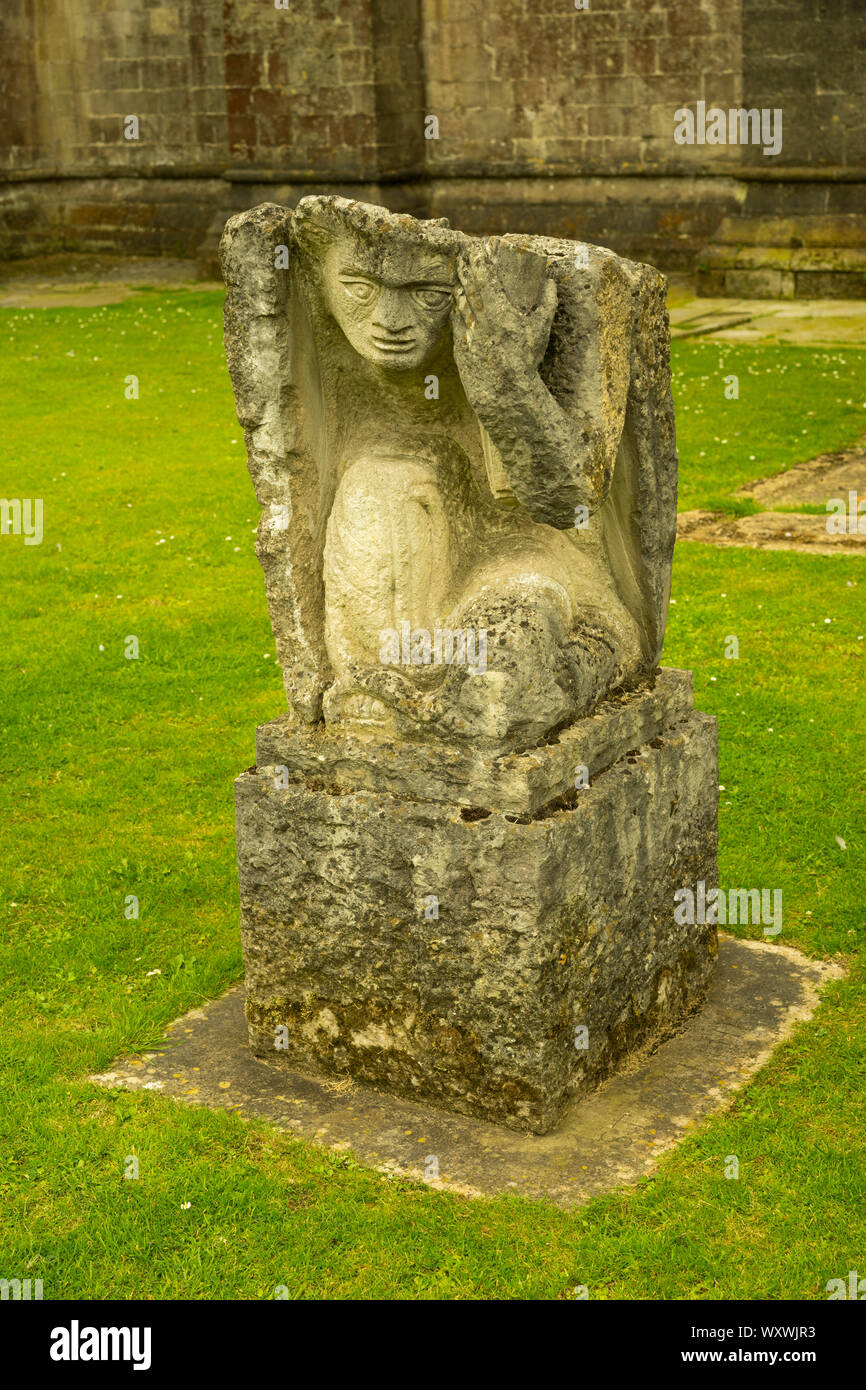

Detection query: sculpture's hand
xmin=450 ymin=237 xmax=611 ymax=527
xmin=451 ymin=239 xmax=558 ymax=403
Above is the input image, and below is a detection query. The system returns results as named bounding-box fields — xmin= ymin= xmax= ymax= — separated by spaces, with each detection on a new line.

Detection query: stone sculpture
xmin=223 ymin=195 xmax=676 ymax=752
xmin=222 ymin=197 xmax=718 ymax=1135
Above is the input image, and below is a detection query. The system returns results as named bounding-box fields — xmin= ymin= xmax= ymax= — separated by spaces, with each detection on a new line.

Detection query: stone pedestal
xmin=235 ymin=669 xmax=718 ymax=1135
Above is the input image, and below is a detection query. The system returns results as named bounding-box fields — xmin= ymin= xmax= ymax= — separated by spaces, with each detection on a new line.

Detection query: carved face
xmin=322 ymin=238 xmax=456 ymax=371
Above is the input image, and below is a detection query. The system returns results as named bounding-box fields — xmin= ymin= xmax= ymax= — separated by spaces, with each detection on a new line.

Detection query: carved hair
xmin=291 ymin=194 xmax=463 ymax=280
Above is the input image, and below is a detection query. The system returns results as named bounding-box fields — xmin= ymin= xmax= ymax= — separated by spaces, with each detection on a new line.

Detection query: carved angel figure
xmin=221 ymin=196 xmax=677 ymax=753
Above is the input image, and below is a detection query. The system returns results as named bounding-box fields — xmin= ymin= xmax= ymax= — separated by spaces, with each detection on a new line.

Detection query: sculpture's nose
xmin=372 ymin=289 xmax=412 ymax=335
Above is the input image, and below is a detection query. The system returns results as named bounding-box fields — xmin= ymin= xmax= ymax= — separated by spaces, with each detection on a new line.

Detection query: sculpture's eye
xmin=341 ymin=279 xmax=377 ymax=304
xmin=413 ymin=286 xmax=451 ymax=310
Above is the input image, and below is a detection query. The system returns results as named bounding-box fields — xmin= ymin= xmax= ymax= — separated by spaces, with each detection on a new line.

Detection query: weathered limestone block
xmin=236 ymin=672 xmax=718 ymax=1135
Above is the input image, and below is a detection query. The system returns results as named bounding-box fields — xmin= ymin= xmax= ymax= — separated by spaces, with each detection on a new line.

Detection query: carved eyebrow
xmin=338 ymin=265 xmax=453 ymax=290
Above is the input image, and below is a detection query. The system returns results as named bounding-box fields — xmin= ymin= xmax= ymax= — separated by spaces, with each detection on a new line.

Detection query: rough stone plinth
xmin=236 ymin=670 xmax=718 ymax=1135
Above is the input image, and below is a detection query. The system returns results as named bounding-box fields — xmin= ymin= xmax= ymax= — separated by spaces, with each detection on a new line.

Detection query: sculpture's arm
xmin=452 ymin=240 xmax=628 ymax=529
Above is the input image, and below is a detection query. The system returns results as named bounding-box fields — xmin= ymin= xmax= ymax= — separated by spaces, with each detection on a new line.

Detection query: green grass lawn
xmin=1 ymin=292 xmax=864 ymax=1299
xmin=671 ymin=340 xmax=866 ymax=513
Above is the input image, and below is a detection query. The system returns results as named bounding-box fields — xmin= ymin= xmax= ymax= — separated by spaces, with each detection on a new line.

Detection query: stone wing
xmin=221 ymin=202 xmax=332 ymax=723
xmin=604 ymin=253 xmax=678 ymax=667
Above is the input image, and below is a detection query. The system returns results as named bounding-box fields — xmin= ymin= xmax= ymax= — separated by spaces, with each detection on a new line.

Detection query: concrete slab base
xmin=91 ymin=934 xmax=841 ymax=1208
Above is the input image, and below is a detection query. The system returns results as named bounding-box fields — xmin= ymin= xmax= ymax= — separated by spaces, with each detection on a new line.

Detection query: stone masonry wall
xmin=422 ymin=0 xmax=742 ymax=176
xmin=0 ymin=0 xmax=863 ymax=270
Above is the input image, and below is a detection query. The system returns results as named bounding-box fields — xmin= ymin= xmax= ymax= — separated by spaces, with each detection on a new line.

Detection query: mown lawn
xmin=671 ymin=339 xmax=866 ymax=513
xmin=1 ymin=291 xmax=863 ymax=1299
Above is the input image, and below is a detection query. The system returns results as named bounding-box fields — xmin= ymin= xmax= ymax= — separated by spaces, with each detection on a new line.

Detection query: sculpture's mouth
xmin=369 ymin=334 xmax=417 ymax=354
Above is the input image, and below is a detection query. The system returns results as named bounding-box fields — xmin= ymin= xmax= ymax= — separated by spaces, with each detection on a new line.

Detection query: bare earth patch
xmin=677 ymin=509 xmax=866 ymax=554
xmin=679 ymin=435 xmax=866 ymax=554
xmin=742 ymin=436 xmax=866 ymax=508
